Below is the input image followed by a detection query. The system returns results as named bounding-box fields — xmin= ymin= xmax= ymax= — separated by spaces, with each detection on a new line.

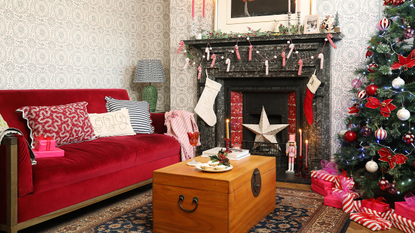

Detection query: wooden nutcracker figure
xmin=286 ymin=134 xmax=297 ymax=173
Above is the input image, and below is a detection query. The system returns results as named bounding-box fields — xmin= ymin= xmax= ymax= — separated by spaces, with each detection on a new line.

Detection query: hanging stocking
xmin=194 ymin=78 xmax=222 ymax=126
xmin=304 ymin=74 xmax=321 ymax=125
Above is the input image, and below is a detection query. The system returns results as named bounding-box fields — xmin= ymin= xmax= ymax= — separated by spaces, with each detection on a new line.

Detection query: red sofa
xmin=0 ymin=89 xmax=181 ymax=233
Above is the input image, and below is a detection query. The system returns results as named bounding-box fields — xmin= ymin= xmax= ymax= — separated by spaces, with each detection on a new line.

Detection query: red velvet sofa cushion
xmin=33 ymin=133 xmax=180 ymax=194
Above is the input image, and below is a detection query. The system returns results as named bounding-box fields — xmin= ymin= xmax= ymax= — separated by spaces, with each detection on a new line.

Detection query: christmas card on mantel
xmin=201 ymin=147 xmax=250 ymax=160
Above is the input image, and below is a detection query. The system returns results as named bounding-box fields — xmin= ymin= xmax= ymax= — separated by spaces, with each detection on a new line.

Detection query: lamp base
xmin=142 ymin=84 xmax=158 ymax=112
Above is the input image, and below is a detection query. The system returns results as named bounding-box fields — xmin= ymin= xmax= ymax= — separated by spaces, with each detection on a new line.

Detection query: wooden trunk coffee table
xmin=153 ymin=155 xmax=276 ymax=233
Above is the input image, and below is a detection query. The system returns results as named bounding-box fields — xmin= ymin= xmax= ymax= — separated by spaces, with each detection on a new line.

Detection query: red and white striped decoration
xmin=287 ymin=43 xmax=295 ymax=59
xmin=265 ymin=60 xmax=269 ymax=75
xmin=375 ymin=127 xmax=387 ymax=140
xmin=298 ymin=59 xmax=303 ymax=76
xmin=310 ymin=170 xmax=337 ymax=183
xmin=226 ymin=58 xmax=231 ymax=72
xmin=392 ymin=221 xmax=415 ymax=233
xmin=197 ymin=65 xmax=202 ymax=79
xmin=235 ymin=45 xmax=241 ymax=60
xmin=379 ymin=18 xmax=391 ymax=30
xmin=282 ymin=51 xmax=286 ymax=66
xmin=350 ymin=208 xmax=392 ymax=231
xmin=248 ymin=45 xmax=253 ymax=61
xmin=340 ymin=192 xmax=359 ymax=213
xmin=318 ymin=53 xmax=324 ymax=69
xmin=357 ymin=90 xmax=367 ymax=100
xmin=205 ymin=47 xmax=210 ymax=61
xmin=391 ymin=213 xmax=415 ymax=230
xmin=210 ymin=54 xmax=216 ymax=67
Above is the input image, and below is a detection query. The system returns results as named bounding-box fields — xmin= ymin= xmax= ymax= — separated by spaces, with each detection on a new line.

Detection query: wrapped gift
xmin=34 ymin=135 xmax=56 ymax=151
xmin=361 ymin=197 xmax=390 ymax=214
xmin=332 ymin=175 xmax=360 ymax=213
xmin=324 ymin=194 xmax=342 ymax=209
xmin=33 ymin=147 xmax=64 ymax=158
xmin=395 ymin=202 xmax=415 ymax=221
xmin=310 ymin=160 xmax=341 ymax=183
xmin=311 ymin=177 xmax=334 ymax=196
xmin=390 ymin=213 xmax=415 ymax=233
xmin=350 ymin=207 xmax=392 ymax=231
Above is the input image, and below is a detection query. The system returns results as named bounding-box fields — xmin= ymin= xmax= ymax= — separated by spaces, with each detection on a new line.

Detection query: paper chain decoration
xmin=177 ymin=33 xmax=337 ymax=79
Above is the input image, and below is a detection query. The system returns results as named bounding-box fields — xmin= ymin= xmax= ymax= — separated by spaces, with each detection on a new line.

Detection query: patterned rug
xmin=36 ymin=187 xmax=350 ymax=233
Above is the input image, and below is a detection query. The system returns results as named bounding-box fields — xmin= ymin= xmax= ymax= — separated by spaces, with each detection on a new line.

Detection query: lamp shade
xmin=133 ymin=59 xmax=166 ymax=83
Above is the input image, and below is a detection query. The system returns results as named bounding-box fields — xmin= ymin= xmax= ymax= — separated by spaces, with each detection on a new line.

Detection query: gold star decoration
xmin=242 ymin=106 xmax=289 ymax=150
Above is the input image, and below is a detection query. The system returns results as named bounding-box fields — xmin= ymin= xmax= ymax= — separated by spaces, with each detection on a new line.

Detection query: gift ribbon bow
xmin=327 ymin=33 xmax=337 ymax=49
xmin=404 ymin=191 xmax=415 ymax=207
xmin=320 ymin=159 xmax=339 ymax=175
xmin=362 ymin=197 xmax=390 ymax=211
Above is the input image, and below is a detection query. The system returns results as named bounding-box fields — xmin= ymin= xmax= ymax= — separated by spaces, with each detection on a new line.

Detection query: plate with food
xmin=196 ymin=163 xmax=233 ymax=172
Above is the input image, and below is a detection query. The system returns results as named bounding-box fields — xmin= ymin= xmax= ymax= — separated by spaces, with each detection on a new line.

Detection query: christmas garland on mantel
xmin=177 ymin=32 xmax=337 ymax=78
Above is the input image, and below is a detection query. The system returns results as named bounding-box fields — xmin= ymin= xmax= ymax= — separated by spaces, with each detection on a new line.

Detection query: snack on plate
xmin=215 ymin=165 xmax=227 ymax=170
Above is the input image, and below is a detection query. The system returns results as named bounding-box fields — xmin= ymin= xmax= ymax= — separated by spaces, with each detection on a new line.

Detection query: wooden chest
xmin=153 ymin=155 xmax=276 ymax=233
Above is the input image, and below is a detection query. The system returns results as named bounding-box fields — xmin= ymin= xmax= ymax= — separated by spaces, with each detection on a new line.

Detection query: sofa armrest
xmin=150 ymin=113 xmax=167 ymax=134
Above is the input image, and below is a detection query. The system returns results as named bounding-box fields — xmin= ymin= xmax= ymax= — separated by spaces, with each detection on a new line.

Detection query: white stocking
xmin=194 ymin=78 xmax=222 ymax=126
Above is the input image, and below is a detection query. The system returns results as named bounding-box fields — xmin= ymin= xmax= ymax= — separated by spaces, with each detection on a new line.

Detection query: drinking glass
xmin=187 ymin=132 xmax=201 ymax=166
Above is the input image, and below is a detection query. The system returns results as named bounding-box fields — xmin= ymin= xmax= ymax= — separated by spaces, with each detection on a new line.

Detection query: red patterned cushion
xmin=17 ymin=102 xmax=96 ymax=147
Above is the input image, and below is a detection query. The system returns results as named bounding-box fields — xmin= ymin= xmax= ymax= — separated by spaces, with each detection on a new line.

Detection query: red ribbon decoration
xmin=36 ymin=135 xmax=53 ymax=151
xmin=282 ymin=51 xmax=286 ymax=67
xmin=210 ymin=54 xmax=216 ymax=68
xmin=327 ymin=33 xmax=337 ymax=49
xmin=248 ymin=45 xmax=253 ymax=61
xmin=362 ymin=197 xmax=390 ymax=212
xmin=235 ymin=45 xmax=241 ymax=60
xmin=297 ymin=59 xmax=303 ymax=75
xmin=177 ymin=41 xmax=184 ymax=54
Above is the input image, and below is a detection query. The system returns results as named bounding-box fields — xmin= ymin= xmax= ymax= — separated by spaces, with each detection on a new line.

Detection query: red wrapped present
xmin=361 ymin=197 xmax=390 ymax=213
xmin=395 ymin=202 xmax=415 ymax=221
xmin=311 ymin=177 xmax=334 ymax=196
xmin=33 ymin=147 xmax=64 ymax=158
xmin=391 ymin=212 xmax=415 ymax=233
xmin=34 ymin=135 xmax=56 ymax=151
xmin=324 ymin=194 xmax=342 ymax=209
xmin=310 ymin=159 xmax=341 ymax=183
xmin=350 ymin=207 xmax=392 ymax=231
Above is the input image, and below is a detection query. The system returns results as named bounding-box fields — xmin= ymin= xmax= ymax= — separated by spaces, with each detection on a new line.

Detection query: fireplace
xmin=185 ymin=33 xmax=342 ymax=172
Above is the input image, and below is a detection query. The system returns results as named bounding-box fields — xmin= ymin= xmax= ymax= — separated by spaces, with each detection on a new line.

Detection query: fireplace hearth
xmin=185 ymin=33 xmax=343 ymax=174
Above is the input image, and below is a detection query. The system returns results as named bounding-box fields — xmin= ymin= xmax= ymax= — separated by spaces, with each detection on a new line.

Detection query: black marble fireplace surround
xmin=184 ymin=33 xmax=343 ymax=172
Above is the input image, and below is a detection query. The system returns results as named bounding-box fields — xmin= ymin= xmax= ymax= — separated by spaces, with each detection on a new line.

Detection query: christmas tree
xmin=335 ymin=0 xmax=415 ymax=198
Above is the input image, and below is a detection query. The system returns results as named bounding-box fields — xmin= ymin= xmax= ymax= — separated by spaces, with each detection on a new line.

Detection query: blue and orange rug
xmin=32 ymin=187 xmax=350 ymax=233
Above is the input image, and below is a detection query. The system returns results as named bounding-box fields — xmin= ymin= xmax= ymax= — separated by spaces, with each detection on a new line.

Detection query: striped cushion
xmin=105 ymin=97 xmax=154 ymax=134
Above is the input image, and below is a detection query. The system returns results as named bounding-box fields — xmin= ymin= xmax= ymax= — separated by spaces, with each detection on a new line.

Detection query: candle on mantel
xmin=226 ymin=119 xmax=230 ymax=139
xmin=305 ymin=139 xmax=309 ymax=166
xmin=192 ymin=0 xmax=195 ymax=19
xmin=203 ymin=0 xmax=205 ymax=18
xmin=299 ymin=129 xmax=302 ymax=157
xmin=297 ymin=0 xmax=301 ymax=12
xmin=288 ymin=0 xmax=291 ymax=13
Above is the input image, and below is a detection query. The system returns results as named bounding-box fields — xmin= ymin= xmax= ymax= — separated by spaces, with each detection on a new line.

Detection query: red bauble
xmin=366 ymin=84 xmax=379 ymax=96
xmin=344 ymin=130 xmax=358 ymax=143
xmin=368 ymin=63 xmax=378 ymax=73
xmin=378 ymin=178 xmax=390 ymax=190
xmin=403 ymin=133 xmax=415 ymax=144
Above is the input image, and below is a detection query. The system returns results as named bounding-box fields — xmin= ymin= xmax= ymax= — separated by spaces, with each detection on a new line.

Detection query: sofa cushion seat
xmin=32 ymin=133 xmax=180 ymax=194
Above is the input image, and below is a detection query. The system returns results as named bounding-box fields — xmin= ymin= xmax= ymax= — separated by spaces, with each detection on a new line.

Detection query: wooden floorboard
xmin=276 ymin=181 xmax=402 ymax=233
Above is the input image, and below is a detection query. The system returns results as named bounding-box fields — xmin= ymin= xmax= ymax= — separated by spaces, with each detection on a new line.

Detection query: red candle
xmin=299 ymin=129 xmax=302 ymax=157
xmin=305 ymin=140 xmax=309 ymax=165
xmin=192 ymin=0 xmax=195 ymax=19
xmin=203 ymin=0 xmax=205 ymax=18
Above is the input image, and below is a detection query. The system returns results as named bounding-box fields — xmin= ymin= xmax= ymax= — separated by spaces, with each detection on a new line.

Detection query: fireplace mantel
xmin=186 ymin=33 xmax=343 ymax=171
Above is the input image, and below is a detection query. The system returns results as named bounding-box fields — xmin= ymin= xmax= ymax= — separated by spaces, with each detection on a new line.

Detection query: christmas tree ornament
xmin=351 ymin=78 xmax=362 ymax=88
xmin=388 ymin=182 xmax=399 ymax=194
xmin=391 ymin=54 xmax=415 ymax=70
xmin=403 ymin=26 xmax=415 ymax=39
xmin=366 ymin=84 xmax=378 ymax=96
xmin=397 ymin=107 xmax=411 ymax=121
xmin=368 ymin=63 xmax=378 ymax=73
xmin=194 ymin=77 xmax=222 ymax=126
xmin=348 ymin=104 xmax=360 ymax=115
xmin=365 ymin=97 xmax=397 ymax=118
xmin=392 ymin=76 xmax=405 ymax=89
xmin=379 ymin=18 xmax=391 ymax=30
xmin=357 ymin=90 xmax=367 ymax=100
xmin=403 ymin=132 xmax=415 ymax=144
xmin=378 ymin=148 xmax=408 ymax=169
xmin=344 ymin=130 xmax=358 ymax=143
xmin=375 ymin=127 xmax=387 ymax=140
xmin=392 ymin=0 xmax=405 ymax=6
xmin=366 ymin=160 xmax=379 ymax=173
xmin=339 ymin=129 xmax=347 ymax=137
xmin=378 ymin=177 xmax=390 ymax=190
xmin=304 ymin=74 xmax=321 ymax=125
xmin=360 ymin=125 xmax=373 ymax=137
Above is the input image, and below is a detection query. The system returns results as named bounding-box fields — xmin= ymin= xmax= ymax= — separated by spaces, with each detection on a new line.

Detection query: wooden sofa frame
xmin=0 ymin=136 xmax=152 ymax=233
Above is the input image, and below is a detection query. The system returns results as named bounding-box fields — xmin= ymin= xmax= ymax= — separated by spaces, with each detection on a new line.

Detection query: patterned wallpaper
xmin=0 ymin=0 xmax=170 ymax=112
xmin=1 ymin=0 xmax=382 ymax=157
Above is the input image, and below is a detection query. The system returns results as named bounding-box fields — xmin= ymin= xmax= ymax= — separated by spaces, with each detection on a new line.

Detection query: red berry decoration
xmin=357 ymin=90 xmax=367 ymax=100
xmin=378 ymin=177 xmax=390 ymax=190
xmin=366 ymin=84 xmax=379 ymax=96
xmin=344 ymin=130 xmax=358 ymax=143
xmin=360 ymin=125 xmax=373 ymax=137
xmin=368 ymin=63 xmax=378 ymax=73
xmin=403 ymin=133 xmax=415 ymax=144
xmin=375 ymin=127 xmax=388 ymax=140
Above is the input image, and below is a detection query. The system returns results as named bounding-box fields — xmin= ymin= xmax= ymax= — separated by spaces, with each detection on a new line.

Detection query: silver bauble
xmin=392 ymin=77 xmax=405 ymax=89
xmin=397 ymin=107 xmax=411 ymax=121
xmin=365 ymin=160 xmax=379 ymax=173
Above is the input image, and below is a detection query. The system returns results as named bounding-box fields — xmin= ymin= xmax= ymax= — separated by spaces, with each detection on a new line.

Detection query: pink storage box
xmin=34 ymin=138 xmax=56 ymax=151
xmin=33 ymin=147 xmax=64 ymax=158
xmin=396 ymin=201 xmax=415 ymax=221
xmin=324 ymin=194 xmax=342 ymax=209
